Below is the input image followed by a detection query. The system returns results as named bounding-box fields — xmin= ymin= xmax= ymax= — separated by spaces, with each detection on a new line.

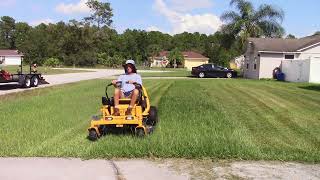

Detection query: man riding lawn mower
xmin=88 ymin=60 xmax=158 ymax=141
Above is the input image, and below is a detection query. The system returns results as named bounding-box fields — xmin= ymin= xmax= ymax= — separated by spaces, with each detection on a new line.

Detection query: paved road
xmin=0 ymin=68 xmax=174 ymax=96
xmin=0 ymin=69 xmax=123 ymax=96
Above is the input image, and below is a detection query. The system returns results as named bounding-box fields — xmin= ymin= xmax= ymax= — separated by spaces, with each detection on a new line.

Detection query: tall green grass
xmin=0 ymin=79 xmax=319 ymax=162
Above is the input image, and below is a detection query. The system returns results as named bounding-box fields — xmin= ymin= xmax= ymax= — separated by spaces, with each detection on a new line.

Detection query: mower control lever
xmin=109 ymin=81 xmax=122 ymax=86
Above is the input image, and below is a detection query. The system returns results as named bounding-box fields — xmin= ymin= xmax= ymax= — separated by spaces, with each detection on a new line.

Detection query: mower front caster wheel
xmin=135 ymin=128 xmax=145 ymax=137
xmin=88 ymin=129 xmax=98 ymax=141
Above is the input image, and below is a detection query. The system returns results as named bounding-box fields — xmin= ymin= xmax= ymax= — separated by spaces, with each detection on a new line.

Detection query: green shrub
xmin=44 ymin=58 xmax=61 ymax=67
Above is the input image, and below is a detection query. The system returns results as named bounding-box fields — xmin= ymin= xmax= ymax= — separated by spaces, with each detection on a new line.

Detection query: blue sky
xmin=0 ymin=0 xmax=319 ymax=37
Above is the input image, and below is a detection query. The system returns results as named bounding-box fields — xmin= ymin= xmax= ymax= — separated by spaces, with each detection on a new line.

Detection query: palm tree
xmin=221 ymin=0 xmax=285 ymax=43
xmin=147 ymin=44 xmax=161 ymax=67
xmin=169 ymin=48 xmax=184 ymax=68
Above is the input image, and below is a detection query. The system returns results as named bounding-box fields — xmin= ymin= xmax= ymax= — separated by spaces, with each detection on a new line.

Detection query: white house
xmin=0 ymin=50 xmax=24 ymax=66
xmin=244 ymin=35 xmax=320 ymax=83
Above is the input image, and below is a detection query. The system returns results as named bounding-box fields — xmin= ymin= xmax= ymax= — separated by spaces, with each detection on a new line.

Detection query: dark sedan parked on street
xmin=191 ymin=64 xmax=237 ymax=78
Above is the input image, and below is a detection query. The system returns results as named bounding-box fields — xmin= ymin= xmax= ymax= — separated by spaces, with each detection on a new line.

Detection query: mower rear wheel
xmin=148 ymin=106 xmax=158 ymax=126
xmin=88 ymin=129 xmax=98 ymax=141
xmin=135 ymin=128 xmax=145 ymax=137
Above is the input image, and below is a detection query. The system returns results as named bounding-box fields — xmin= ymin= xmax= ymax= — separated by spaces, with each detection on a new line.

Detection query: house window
xmin=254 ymin=64 xmax=257 ymax=70
xmin=285 ymin=54 xmax=294 ymax=59
xmin=246 ymin=63 xmax=249 ymax=69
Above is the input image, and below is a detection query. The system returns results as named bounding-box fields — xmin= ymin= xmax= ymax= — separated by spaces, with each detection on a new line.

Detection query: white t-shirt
xmin=117 ymin=73 xmax=142 ymax=92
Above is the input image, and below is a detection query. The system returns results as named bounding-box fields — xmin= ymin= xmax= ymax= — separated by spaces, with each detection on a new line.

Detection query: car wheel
xmin=226 ymin=72 xmax=232 ymax=78
xmin=31 ymin=76 xmax=39 ymax=87
xmin=198 ymin=72 xmax=205 ymax=78
xmin=23 ymin=76 xmax=31 ymax=88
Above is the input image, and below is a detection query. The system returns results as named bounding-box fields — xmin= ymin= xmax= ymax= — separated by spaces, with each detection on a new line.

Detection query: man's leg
xmin=126 ymin=89 xmax=139 ymax=115
xmin=113 ymin=88 xmax=121 ymax=116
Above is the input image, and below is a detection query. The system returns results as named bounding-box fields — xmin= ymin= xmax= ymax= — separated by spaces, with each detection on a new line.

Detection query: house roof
xmin=158 ymin=51 xmax=169 ymax=57
xmin=0 ymin=50 xmax=24 ymax=56
xmin=248 ymin=35 xmax=320 ymax=52
xmin=157 ymin=51 xmax=208 ymax=59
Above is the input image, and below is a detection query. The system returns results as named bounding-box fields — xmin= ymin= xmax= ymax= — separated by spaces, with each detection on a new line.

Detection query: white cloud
xmin=169 ymin=0 xmax=213 ymax=12
xmin=172 ymin=13 xmax=222 ymax=35
xmin=55 ymin=0 xmax=91 ymax=15
xmin=146 ymin=26 xmax=162 ymax=32
xmin=153 ymin=0 xmax=222 ymax=35
xmin=30 ymin=18 xmax=54 ymax=26
xmin=0 ymin=0 xmax=16 ymax=7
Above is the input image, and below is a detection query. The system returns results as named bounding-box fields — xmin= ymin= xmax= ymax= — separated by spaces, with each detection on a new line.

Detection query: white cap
xmin=125 ymin=59 xmax=135 ymax=65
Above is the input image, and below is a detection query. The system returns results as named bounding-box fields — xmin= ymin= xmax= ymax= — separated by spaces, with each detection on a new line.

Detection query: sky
xmin=0 ymin=0 xmax=319 ymax=37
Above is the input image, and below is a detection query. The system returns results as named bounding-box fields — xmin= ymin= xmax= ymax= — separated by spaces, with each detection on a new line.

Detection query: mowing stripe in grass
xmin=234 ymin=85 xmax=300 ymax=142
xmin=197 ymin=81 xmax=262 ymax=158
xmin=235 ymin=81 xmax=319 ymax=159
xmin=239 ymin=85 xmax=317 ymax=150
xmin=241 ymin=83 xmax=320 ymax=143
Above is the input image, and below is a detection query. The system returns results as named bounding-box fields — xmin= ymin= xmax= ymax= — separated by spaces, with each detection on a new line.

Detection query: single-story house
xmin=244 ymin=35 xmax=320 ymax=82
xmin=150 ymin=51 xmax=170 ymax=68
xmin=0 ymin=50 xmax=24 ymax=66
xmin=230 ymin=55 xmax=245 ymax=69
xmin=151 ymin=51 xmax=209 ymax=70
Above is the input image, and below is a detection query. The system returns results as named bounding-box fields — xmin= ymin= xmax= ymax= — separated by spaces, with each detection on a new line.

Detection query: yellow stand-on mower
xmin=88 ymin=81 xmax=158 ymax=141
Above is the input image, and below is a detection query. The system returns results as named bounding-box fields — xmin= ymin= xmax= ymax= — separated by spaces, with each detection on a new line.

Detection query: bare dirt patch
xmin=155 ymin=159 xmax=320 ymax=180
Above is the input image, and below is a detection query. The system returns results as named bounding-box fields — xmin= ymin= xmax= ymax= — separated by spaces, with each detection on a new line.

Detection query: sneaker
xmin=125 ymin=107 xmax=132 ymax=116
xmin=113 ymin=108 xmax=120 ymax=116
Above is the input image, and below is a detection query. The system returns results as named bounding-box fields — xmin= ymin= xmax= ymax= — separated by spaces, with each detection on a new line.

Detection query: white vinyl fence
xmin=282 ymin=58 xmax=320 ymax=83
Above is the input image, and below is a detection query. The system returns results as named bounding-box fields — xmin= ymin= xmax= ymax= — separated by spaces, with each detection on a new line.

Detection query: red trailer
xmin=0 ymin=64 xmax=46 ymax=88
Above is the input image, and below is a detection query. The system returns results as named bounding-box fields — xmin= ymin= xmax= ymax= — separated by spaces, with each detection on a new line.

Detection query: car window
xmin=203 ymin=64 xmax=212 ymax=69
xmin=216 ymin=66 xmax=226 ymax=70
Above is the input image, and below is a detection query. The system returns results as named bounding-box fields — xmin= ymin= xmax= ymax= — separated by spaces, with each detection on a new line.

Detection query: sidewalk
xmin=0 ymin=158 xmax=188 ymax=180
xmin=1 ymin=158 xmax=319 ymax=180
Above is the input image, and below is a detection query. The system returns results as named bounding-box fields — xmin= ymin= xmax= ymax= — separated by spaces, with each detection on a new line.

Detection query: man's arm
xmin=112 ymin=75 xmax=123 ymax=86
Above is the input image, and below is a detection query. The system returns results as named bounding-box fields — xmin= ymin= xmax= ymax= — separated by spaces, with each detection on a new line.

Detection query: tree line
xmin=0 ymin=0 xmax=290 ymax=68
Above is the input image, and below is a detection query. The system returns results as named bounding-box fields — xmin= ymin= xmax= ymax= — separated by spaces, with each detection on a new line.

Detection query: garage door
xmin=185 ymin=60 xmax=208 ymax=70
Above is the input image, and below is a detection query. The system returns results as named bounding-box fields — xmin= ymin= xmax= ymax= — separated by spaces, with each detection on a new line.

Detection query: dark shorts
xmin=122 ymin=90 xmax=133 ymax=98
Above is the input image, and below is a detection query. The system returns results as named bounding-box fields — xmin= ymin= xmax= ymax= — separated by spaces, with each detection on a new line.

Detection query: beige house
xmin=244 ymin=35 xmax=320 ymax=80
xmin=151 ymin=51 xmax=209 ymax=70
xmin=230 ymin=55 xmax=245 ymax=69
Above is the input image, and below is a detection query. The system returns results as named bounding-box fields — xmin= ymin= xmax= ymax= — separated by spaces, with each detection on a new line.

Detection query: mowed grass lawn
xmin=140 ymin=69 xmax=190 ymax=77
xmin=0 ymin=79 xmax=319 ymax=162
